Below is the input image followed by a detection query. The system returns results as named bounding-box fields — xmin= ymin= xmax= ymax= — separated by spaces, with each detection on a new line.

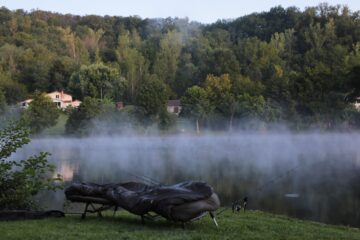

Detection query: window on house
xmin=174 ymin=107 xmax=179 ymax=113
xmin=56 ymin=95 xmax=59 ymax=99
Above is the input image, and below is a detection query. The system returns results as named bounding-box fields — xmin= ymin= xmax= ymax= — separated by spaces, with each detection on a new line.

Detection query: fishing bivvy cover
xmin=65 ymin=181 xmax=220 ymax=222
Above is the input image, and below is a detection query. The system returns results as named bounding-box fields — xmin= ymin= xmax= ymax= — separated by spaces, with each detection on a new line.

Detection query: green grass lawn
xmin=0 ymin=210 xmax=359 ymax=240
xmin=42 ymin=112 xmax=68 ymax=136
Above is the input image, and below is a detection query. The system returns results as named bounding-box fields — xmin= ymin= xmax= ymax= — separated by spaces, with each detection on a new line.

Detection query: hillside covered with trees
xmin=1 ymin=3 xmax=360 ymax=133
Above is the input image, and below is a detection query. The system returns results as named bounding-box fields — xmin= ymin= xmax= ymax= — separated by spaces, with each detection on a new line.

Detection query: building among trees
xmin=21 ymin=91 xmax=81 ymax=110
xmin=167 ymin=100 xmax=182 ymax=115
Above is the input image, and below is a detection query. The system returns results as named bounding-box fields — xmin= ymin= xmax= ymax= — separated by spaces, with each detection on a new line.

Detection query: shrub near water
xmin=0 ymin=123 xmax=62 ymax=210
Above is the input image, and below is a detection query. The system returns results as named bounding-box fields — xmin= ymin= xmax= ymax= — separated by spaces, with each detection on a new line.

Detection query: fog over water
xmin=13 ymin=132 xmax=360 ymax=227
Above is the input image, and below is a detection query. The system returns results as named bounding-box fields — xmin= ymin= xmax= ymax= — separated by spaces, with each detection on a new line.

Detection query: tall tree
xmin=65 ymin=97 xmax=102 ymax=135
xmin=21 ymin=92 xmax=60 ymax=134
xmin=82 ymin=27 xmax=104 ymax=63
xmin=68 ymin=63 xmax=126 ymax=100
xmin=181 ymin=85 xmax=212 ymax=133
xmin=136 ymin=76 xmax=168 ymax=118
xmin=0 ymin=70 xmax=27 ymax=105
xmin=153 ymin=30 xmax=182 ymax=88
xmin=116 ymin=30 xmax=148 ymax=102
xmin=205 ymin=74 xmax=236 ymax=130
xmin=58 ymin=27 xmax=77 ymax=59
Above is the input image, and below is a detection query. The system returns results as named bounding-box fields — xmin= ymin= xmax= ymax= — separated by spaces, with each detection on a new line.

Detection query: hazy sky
xmin=1 ymin=1 xmax=360 ymax=23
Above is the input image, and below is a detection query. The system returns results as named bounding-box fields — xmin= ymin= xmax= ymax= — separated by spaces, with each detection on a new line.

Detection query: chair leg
xmin=209 ymin=212 xmax=218 ymax=227
xmin=82 ymin=203 xmax=89 ymax=219
xmin=113 ymin=206 xmax=118 ymax=217
xmin=141 ymin=215 xmax=145 ymax=224
xmin=181 ymin=222 xmax=185 ymax=229
xmin=97 ymin=211 xmax=103 ymax=218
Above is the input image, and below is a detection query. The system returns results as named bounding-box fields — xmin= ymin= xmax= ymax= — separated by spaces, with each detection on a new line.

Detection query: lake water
xmin=13 ymin=133 xmax=360 ymax=227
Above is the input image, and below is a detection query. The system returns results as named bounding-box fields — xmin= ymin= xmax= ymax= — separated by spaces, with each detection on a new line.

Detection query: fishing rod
xmin=120 ymin=169 xmax=162 ymax=186
xmin=216 ymin=157 xmax=341 ymax=217
xmin=254 ymin=157 xmax=340 ymax=194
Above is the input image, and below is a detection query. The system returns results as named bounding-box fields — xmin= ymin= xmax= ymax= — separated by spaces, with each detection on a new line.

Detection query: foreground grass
xmin=0 ymin=210 xmax=359 ymax=240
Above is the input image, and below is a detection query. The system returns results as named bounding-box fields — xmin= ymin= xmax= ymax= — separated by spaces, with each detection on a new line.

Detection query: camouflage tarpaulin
xmin=65 ymin=181 xmax=220 ymax=223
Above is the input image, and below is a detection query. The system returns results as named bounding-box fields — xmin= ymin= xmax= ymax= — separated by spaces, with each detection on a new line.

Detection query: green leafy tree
xmin=237 ymin=94 xmax=266 ymax=119
xmin=205 ymin=74 xmax=232 ymax=107
xmin=346 ymin=65 xmax=360 ymax=100
xmin=181 ymin=86 xmax=212 ymax=133
xmin=116 ymin=30 xmax=148 ymax=102
xmin=206 ymin=47 xmax=240 ymax=76
xmin=1 ymin=5 xmax=360 ymax=130
xmin=0 ymin=44 xmax=19 ymax=77
xmin=0 ymin=72 xmax=27 ymax=105
xmin=205 ymin=74 xmax=236 ymax=130
xmin=230 ymin=75 xmax=269 ymax=126
xmin=82 ymin=27 xmax=104 ymax=63
xmin=21 ymin=92 xmax=60 ymax=134
xmin=0 ymin=123 xmax=62 ymax=210
xmin=298 ymin=18 xmax=348 ymax=123
xmin=232 ymin=75 xmax=265 ymax=96
xmin=57 ymin=26 xmax=77 ymax=59
xmin=65 ymin=97 xmax=102 ymax=135
xmin=174 ymin=52 xmax=199 ymax=95
xmin=48 ymin=58 xmax=77 ymax=92
xmin=19 ymin=44 xmax=55 ymax=92
xmin=153 ymin=30 xmax=182 ymax=88
xmin=136 ymin=76 xmax=169 ymax=118
xmin=69 ymin=63 xmax=126 ymax=101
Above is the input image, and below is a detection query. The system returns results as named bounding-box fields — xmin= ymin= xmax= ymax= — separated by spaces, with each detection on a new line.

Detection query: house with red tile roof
xmin=20 ymin=90 xmax=81 ymax=110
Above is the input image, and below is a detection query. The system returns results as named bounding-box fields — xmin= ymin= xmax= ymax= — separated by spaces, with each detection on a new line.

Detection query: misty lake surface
xmin=14 ymin=133 xmax=360 ymax=227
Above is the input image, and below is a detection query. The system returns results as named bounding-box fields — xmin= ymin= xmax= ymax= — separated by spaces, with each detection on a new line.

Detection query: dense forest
xmin=1 ymin=3 xmax=360 ymax=133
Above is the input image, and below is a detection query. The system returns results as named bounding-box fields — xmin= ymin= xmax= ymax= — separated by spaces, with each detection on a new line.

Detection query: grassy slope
xmin=42 ymin=112 xmax=68 ymax=136
xmin=0 ymin=210 xmax=359 ymax=240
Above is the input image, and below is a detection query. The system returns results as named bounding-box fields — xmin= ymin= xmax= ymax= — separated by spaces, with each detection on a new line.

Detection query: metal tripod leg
xmin=82 ymin=203 xmax=89 ymax=219
xmin=209 ymin=212 xmax=218 ymax=227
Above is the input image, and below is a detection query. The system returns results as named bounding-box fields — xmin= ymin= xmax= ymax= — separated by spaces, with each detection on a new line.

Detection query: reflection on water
xmin=13 ymin=133 xmax=360 ymax=227
xmin=55 ymin=161 xmax=77 ymax=181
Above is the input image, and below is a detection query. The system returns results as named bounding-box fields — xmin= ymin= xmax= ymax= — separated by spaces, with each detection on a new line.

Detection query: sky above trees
xmin=2 ymin=0 xmax=360 ymax=23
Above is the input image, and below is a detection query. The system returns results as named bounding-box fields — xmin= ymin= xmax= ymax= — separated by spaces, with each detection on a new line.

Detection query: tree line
xmin=1 ymin=3 xmax=360 ymax=133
